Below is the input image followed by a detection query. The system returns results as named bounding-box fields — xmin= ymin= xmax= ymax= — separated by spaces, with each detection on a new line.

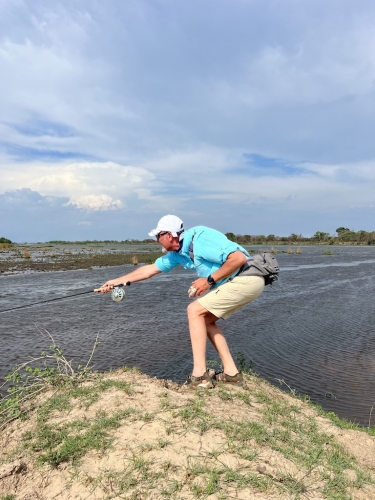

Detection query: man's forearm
xmin=99 ymin=263 xmax=161 ymax=290
xmin=210 ymin=251 xmax=247 ymax=283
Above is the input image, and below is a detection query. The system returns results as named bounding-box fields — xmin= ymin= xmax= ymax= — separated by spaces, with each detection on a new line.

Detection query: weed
xmin=279 ymin=473 xmax=307 ymax=495
xmin=0 ymin=331 xmax=100 ymax=429
xmin=217 ymin=387 xmax=233 ymax=401
xmin=141 ymin=411 xmax=155 ymax=422
xmin=157 ymin=437 xmax=171 ymax=448
xmin=235 ymin=352 xmax=253 ymax=374
xmin=138 ymin=441 xmax=155 ymax=452
xmin=26 ymin=408 xmax=136 ymax=467
xmin=161 ymin=479 xmax=182 ymax=496
xmin=235 ymin=390 xmax=252 ymax=406
xmin=222 ymin=468 xmax=272 ymax=491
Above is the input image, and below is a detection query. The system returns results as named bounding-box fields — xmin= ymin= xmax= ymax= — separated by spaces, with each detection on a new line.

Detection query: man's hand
xmin=191 ymin=277 xmax=211 ymax=296
xmin=94 ymin=280 xmax=122 ymax=293
xmin=190 ymin=251 xmax=248 ymax=297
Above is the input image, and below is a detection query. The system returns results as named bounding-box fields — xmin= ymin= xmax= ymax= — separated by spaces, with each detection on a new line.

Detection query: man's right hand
xmin=94 ymin=280 xmax=121 ymax=293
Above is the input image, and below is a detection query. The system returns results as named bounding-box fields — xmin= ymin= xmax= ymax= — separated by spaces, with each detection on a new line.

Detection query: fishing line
xmin=0 ymin=282 xmax=131 ymax=314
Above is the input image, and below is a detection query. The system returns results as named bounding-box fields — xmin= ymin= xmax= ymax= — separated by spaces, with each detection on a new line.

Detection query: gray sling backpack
xmin=188 ymin=234 xmax=279 ymax=286
xmin=239 ymin=252 xmax=280 ymax=286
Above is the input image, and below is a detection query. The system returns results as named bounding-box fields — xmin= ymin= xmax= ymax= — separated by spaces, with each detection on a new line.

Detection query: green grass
xmin=22 ymin=408 xmax=138 ymax=467
xmin=174 ymin=389 xmax=374 ymax=499
xmin=2 ymin=347 xmax=374 ymax=499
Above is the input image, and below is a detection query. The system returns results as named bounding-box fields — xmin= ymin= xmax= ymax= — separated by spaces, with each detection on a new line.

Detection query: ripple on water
xmin=1 ymin=245 xmax=375 ymax=425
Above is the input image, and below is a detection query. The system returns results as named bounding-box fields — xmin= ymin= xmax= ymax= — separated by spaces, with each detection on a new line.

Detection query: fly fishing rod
xmin=0 ymin=282 xmax=131 ymax=314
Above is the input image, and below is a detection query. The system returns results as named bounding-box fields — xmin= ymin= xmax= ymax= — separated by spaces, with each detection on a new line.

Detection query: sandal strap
xmin=186 ymin=370 xmax=211 ymax=383
xmin=215 ymin=371 xmax=242 ymax=382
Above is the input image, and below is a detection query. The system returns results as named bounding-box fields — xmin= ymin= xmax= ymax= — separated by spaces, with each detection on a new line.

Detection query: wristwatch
xmin=207 ymin=275 xmax=216 ymax=287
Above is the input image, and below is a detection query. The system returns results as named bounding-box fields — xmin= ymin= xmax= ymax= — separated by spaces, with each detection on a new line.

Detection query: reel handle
xmin=93 ymin=281 xmax=131 ymax=293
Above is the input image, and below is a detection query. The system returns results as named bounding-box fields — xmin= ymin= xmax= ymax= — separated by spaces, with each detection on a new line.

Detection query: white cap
xmin=148 ymin=215 xmax=184 ymax=239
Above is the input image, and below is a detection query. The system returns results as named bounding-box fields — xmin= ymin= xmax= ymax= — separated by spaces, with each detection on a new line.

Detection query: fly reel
xmin=111 ymin=286 xmax=126 ymax=302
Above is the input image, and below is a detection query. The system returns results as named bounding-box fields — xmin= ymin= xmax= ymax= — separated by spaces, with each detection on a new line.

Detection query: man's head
xmin=149 ymin=215 xmax=184 ymax=251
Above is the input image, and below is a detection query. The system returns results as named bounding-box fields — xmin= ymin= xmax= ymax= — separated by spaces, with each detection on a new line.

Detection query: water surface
xmin=1 ymin=245 xmax=375 ymax=425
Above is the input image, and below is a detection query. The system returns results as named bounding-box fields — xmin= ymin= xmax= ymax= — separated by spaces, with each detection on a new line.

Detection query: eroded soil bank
xmin=1 ymin=370 xmax=375 ymax=500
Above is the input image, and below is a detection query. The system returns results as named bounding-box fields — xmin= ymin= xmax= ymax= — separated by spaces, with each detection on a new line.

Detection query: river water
xmin=1 ymin=245 xmax=375 ymax=425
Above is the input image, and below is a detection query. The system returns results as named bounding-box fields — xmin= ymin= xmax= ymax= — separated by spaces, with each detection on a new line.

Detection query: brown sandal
xmin=214 ymin=370 xmax=244 ymax=386
xmin=184 ymin=370 xmax=214 ymax=389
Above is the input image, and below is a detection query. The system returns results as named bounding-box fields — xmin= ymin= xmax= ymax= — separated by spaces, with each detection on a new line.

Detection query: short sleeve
xmin=154 ymin=252 xmax=182 ymax=273
xmin=194 ymin=230 xmax=243 ymax=265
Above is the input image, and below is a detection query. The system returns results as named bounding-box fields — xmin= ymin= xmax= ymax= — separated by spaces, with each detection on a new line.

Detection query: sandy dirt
xmin=1 ymin=370 xmax=375 ymax=500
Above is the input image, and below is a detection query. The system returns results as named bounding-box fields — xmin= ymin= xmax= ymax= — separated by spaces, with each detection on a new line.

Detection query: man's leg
xmin=187 ymin=301 xmax=239 ymax=377
xmin=205 ymin=314 xmax=239 ymax=376
xmin=187 ymin=301 xmax=209 ymax=377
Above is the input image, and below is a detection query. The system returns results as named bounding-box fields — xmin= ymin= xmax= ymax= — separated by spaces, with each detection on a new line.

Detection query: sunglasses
xmin=156 ymin=231 xmax=169 ymax=241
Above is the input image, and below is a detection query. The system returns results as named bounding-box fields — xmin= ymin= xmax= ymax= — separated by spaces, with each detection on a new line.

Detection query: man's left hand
xmin=191 ymin=277 xmax=211 ymax=296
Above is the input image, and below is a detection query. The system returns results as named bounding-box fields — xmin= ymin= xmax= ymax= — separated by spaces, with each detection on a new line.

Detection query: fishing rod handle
xmin=93 ymin=281 xmax=131 ymax=293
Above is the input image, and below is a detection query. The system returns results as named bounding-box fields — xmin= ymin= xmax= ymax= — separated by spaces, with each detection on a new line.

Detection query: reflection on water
xmin=1 ymin=245 xmax=375 ymax=425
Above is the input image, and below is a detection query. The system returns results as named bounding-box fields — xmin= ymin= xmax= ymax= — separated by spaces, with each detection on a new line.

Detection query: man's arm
xmin=96 ymin=263 xmax=161 ymax=293
xmin=192 ymin=251 xmax=247 ymax=296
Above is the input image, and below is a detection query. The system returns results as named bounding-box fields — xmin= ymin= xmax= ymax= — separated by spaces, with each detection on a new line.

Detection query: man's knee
xmin=187 ymin=301 xmax=218 ymax=324
xmin=187 ymin=300 xmax=208 ymax=319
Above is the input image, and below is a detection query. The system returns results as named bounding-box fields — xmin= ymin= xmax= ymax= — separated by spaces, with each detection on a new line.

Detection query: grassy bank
xmin=1 ymin=352 xmax=375 ymax=499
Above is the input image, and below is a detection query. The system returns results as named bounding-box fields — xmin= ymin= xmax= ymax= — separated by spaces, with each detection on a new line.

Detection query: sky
xmin=0 ymin=0 xmax=375 ymax=242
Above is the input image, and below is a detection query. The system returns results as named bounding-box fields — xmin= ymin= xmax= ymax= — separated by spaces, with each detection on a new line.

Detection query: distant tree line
xmin=4 ymin=227 xmax=375 ymax=246
xmin=45 ymin=239 xmax=155 ymax=244
xmin=225 ymin=227 xmax=375 ymax=245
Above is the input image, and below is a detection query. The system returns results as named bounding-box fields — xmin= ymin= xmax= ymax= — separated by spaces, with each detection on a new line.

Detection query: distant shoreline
xmin=0 ymin=244 xmax=163 ymax=276
xmin=1 ymin=242 xmax=375 ymax=276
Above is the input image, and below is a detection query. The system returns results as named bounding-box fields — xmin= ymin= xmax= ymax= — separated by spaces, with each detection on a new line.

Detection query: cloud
xmin=71 ymin=194 xmax=123 ymax=211
xmin=0 ymin=161 xmax=157 ymax=210
xmin=0 ymin=0 xmax=375 ymax=240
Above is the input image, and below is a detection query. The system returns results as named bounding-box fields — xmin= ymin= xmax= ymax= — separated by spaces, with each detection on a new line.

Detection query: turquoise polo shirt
xmin=154 ymin=226 xmax=250 ymax=287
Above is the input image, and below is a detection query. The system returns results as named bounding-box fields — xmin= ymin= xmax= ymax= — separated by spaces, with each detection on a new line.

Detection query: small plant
xmin=23 ymin=250 xmax=31 ymax=258
xmin=0 ymin=329 xmax=100 ymax=430
xmin=323 ymin=249 xmax=333 ymax=255
xmin=236 ymin=352 xmax=253 ymax=374
xmin=0 ymin=243 xmax=12 ymax=250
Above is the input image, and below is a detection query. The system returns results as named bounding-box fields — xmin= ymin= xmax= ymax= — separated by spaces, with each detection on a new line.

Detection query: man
xmin=98 ymin=215 xmax=264 ymax=389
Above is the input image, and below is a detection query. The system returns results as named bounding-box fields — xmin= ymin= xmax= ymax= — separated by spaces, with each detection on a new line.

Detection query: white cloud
xmin=0 ymin=161 xmax=157 ymax=210
xmin=0 ymin=0 xmax=375 ymax=239
xmin=69 ymin=194 xmax=123 ymax=211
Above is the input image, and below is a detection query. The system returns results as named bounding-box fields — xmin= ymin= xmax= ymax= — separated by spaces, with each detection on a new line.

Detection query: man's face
xmin=157 ymin=232 xmax=180 ymax=251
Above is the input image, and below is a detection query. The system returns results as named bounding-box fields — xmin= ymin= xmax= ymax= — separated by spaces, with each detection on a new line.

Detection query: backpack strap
xmin=188 ymin=234 xmax=195 ymax=262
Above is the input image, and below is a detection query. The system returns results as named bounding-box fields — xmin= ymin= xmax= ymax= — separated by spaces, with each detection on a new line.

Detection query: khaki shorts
xmin=197 ymin=276 xmax=265 ymax=320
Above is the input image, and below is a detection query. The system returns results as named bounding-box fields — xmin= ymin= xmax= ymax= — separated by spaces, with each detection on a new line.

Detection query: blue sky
xmin=1 ymin=0 xmax=374 ymax=242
